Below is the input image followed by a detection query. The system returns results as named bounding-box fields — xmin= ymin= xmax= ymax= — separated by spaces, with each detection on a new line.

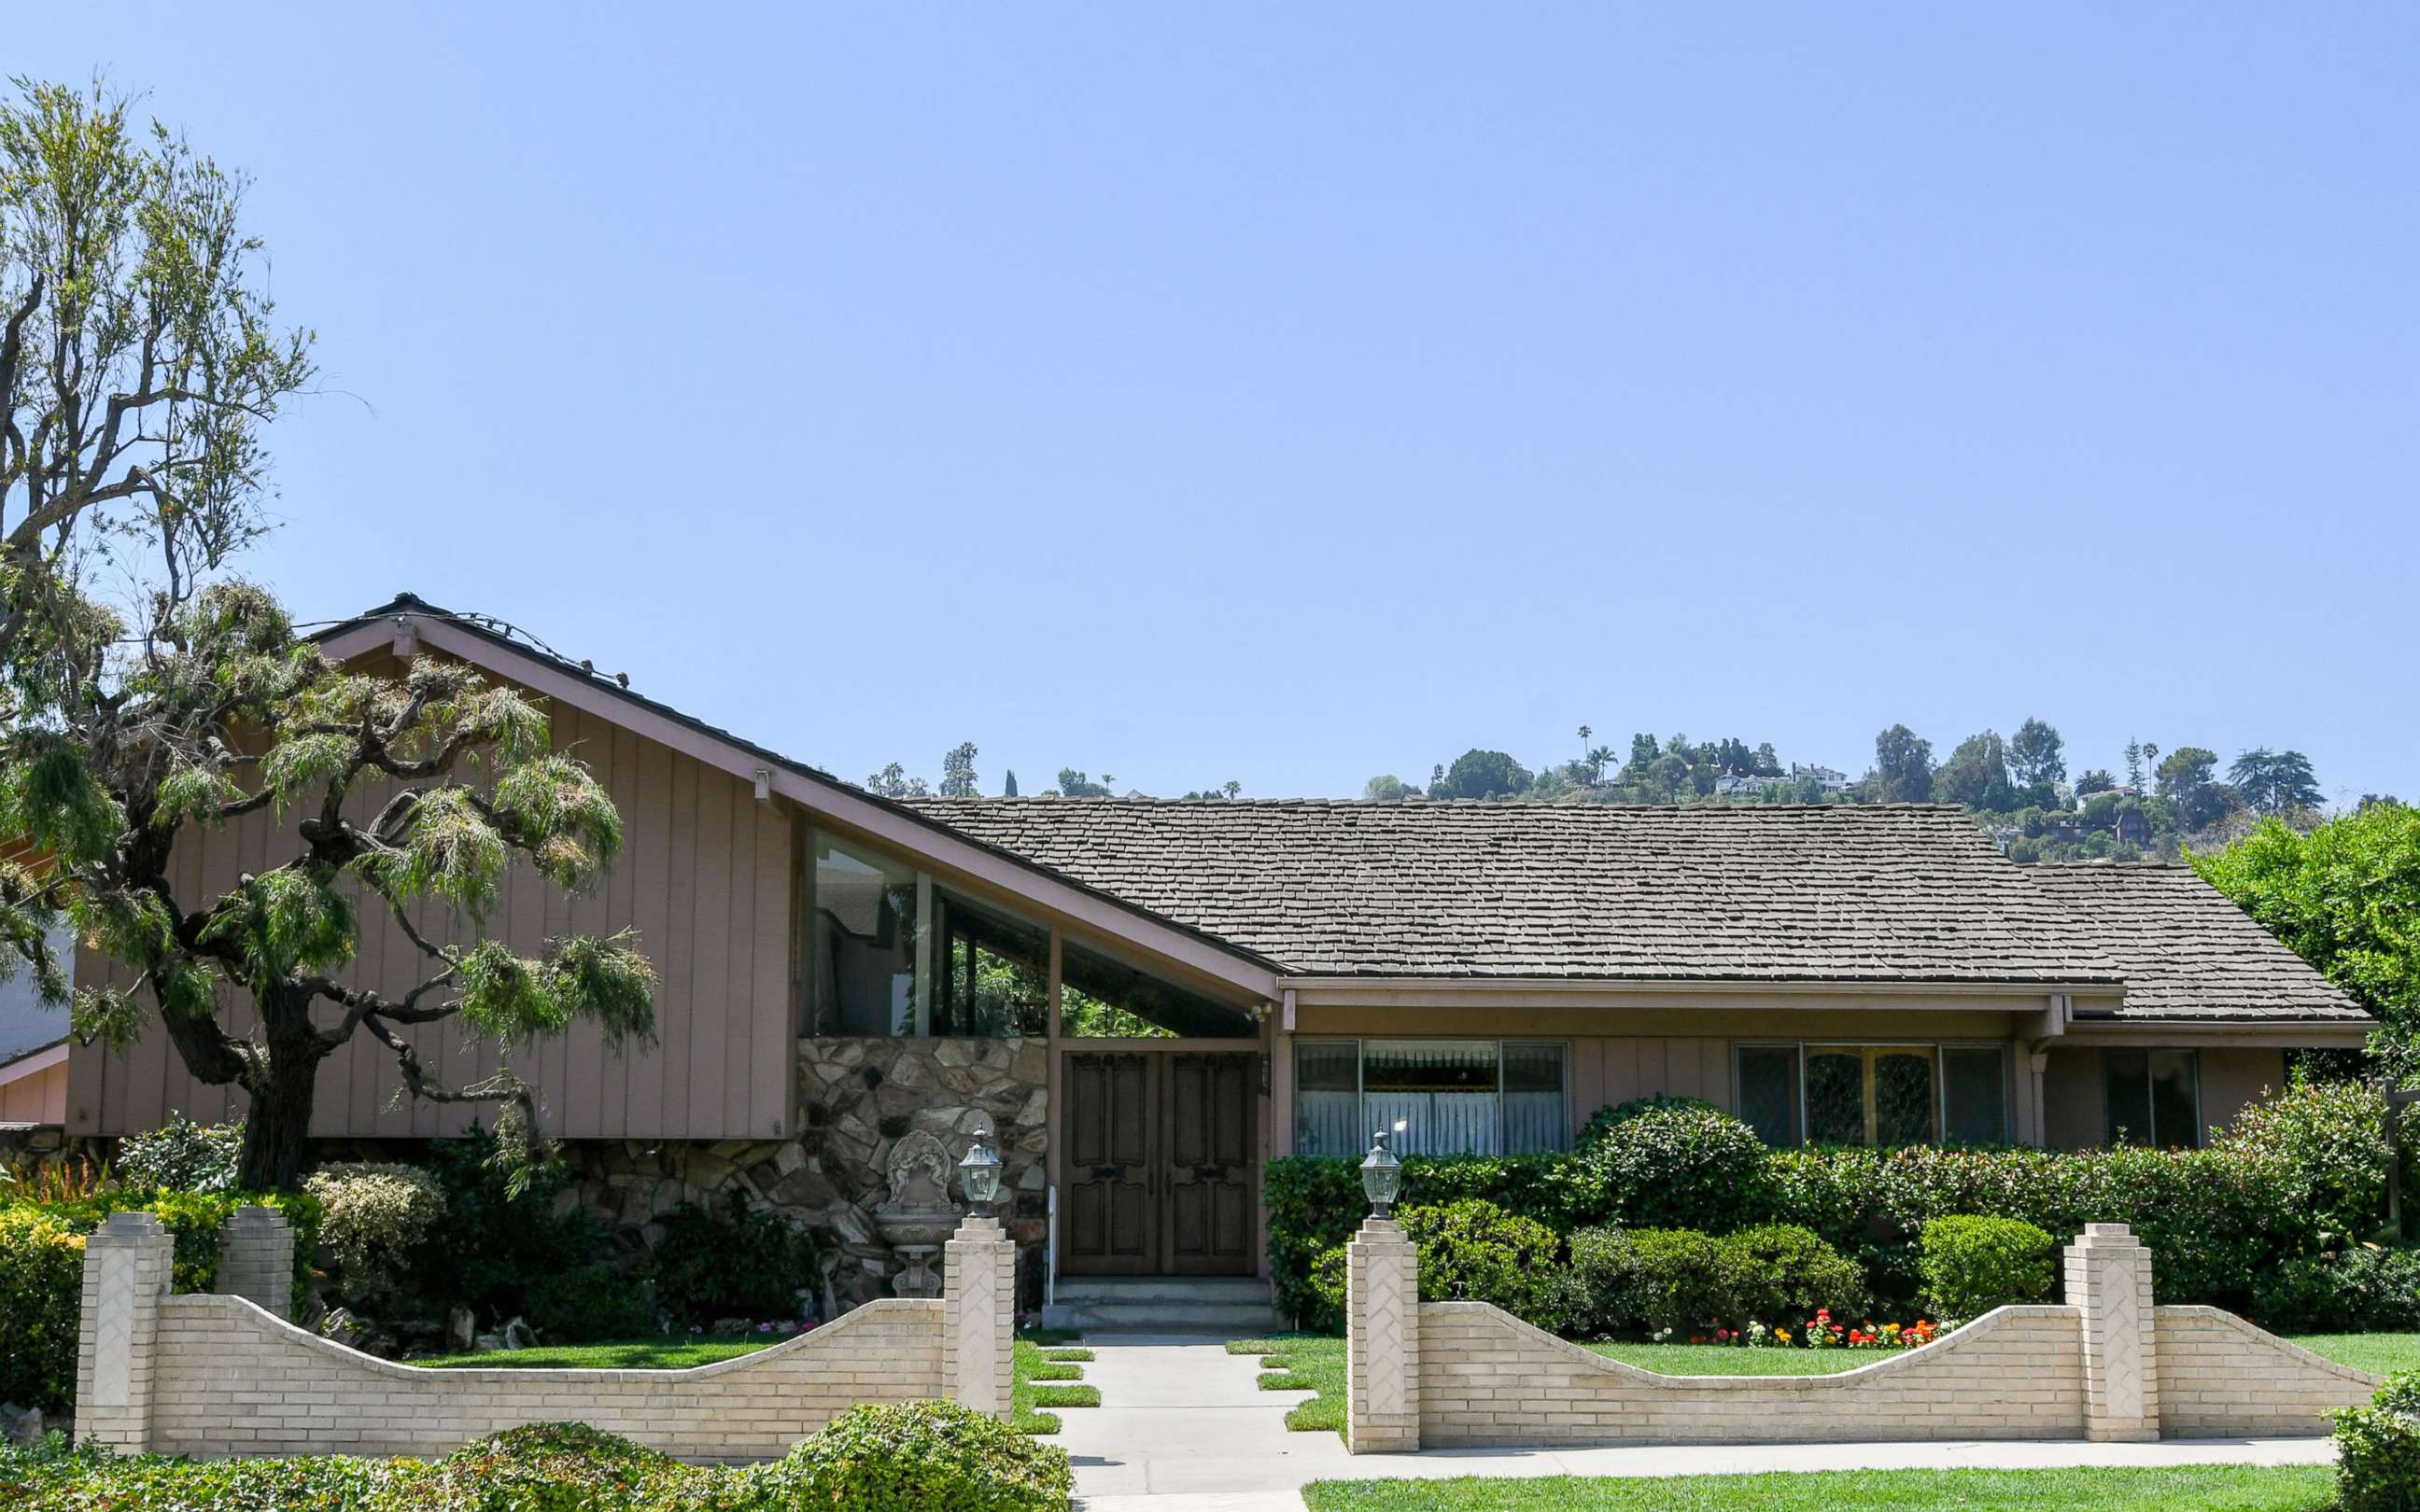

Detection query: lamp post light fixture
xmin=958 ymin=1128 xmax=1004 ymax=1219
xmin=1359 ymin=1127 xmax=1403 ymax=1219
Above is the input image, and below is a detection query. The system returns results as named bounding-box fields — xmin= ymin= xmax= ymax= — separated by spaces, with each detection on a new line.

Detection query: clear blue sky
xmin=23 ymin=6 xmax=2417 ymax=804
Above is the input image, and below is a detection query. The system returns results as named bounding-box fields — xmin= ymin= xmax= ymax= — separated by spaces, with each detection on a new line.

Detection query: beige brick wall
xmin=1417 ymin=1303 xmax=2088 ymax=1447
xmin=147 ymin=1295 xmax=944 ymax=1462
xmin=2155 ymin=1306 xmax=2379 ymax=1438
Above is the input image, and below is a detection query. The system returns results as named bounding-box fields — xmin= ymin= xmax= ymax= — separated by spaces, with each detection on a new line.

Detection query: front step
xmin=1041 ymin=1276 xmax=1281 ymax=1334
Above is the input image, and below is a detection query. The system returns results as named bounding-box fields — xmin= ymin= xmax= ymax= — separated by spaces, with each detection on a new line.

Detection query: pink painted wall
xmin=67 ymin=661 xmax=796 ymax=1143
xmin=0 ymin=1055 xmax=65 ymax=1124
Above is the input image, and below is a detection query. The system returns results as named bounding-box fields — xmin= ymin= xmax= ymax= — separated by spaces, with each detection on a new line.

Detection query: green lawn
xmin=1299 ymin=1465 xmax=2339 ymax=1511
xmin=1583 ymin=1343 xmax=1871 ymax=1376
xmin=2291 ymin=1331 xmax=2420 ymax=1377
xmin=1231 ymin=1335 xmax=1347 ymax=1435
xmin=425 ymin=1328 xmax=1096 ymax=1437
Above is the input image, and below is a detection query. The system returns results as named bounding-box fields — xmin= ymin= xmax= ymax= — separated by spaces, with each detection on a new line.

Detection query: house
xmin=40 ymin=595 xmax=2372 ymax=1305
xmin=1790 ymin=763 xmax=1851 ymax=792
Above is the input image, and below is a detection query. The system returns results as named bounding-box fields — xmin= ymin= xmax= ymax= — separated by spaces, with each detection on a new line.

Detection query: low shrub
xmin=113 ymin=1112 xmax=244 ymax=1193
xmin=528 ymin=1262 xmax=659 ymax=1342
xmin=2334 ymin=1371 xmax=2420 ymax=1512
xmin=1399 ymin=1199 xmax=1570 ymax=1333
xmin=1563 ymin=1225 xmax=1639 ymax=1338
xmin=767 ymin=1400 xmax=1073 ymax=1511
xmin=305 ymin=1162 xmax=447 ymax=1304
xmin=0 ymin=1210 xmax=86 ymax=1414
xmin=1919 ymin=1215 xmax=2059 ymax=1321
xmin=2253 ymin=1246 xmax=2420 ymax=1334
xmin=1574 ymin=1094 xmax=1721 ymax=1154
xmin=412 ymin=1127 xmax=610 ymax=1325
xmin=645 ymin=1189 xmax=818 ymax=1326
xmin=1720 ymin=1223 xmax=1868 ymax=1326
xmin=1614 ymin=1228 xmax=1731 ymax=1336
xmin=425 ymin=1421 xmax=681 ymax=1512
xmin=1582 ymin=1099 xmax=1768 ymax=1233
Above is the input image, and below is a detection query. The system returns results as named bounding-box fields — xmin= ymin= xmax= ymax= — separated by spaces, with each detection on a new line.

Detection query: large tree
xmin=2008 ymin=717 xmax=2066 ymax=789
xmin=2 ymin=584 xmax=655 ymax=1189
xmin=2156 ymin=746 xmax=2238 ymax=831
xmin=1934 ymin=731 xmax=2017 ymax=811
xmin=2195 ymin=804 xmax=2420 ymax=1080
xmin=1438 ymin=748 xmax=1533 ymax=800
xmin=2230 ymin=748 xmax=2324 ymax=817
xmin=1871 ymin=724 xmax=1934 ymax=802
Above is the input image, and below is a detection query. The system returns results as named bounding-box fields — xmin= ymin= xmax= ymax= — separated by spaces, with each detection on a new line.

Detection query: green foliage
xmin=114 ymin=1111 xmax=245 ymax=1192
xmin=2252 ymin=1247 xmax=2420 ymax=1334
xmin=525 ymin=1263 xmax=659 ymax=1343
xmin=767 ymin=1400 xmax=1073 ymax=1512
xmin=2195 ymin=804 xmax=2420 ymax=1078
xmin=411 ymin=1127 xmax=609 ymax=1326
xmin=644 ymin=1190 xmax=818 ymax=1326
xmin=424 ymin=1422 xmax=679 ymax=1512
xmin=2334 ymin=1372 xmax=2420 ymax=1512
xmin=1436 ymin=749 xmax=1534 ymax=800
xmin=1918 ymin=1215 xmax=2059 ymax=1321
xmin=197 ymin=864 xmax=359 ymax=979
xmin=303 ymin=1162 xmax=447 ymax=1304
xmin=1720 ymin=1223 xmax=1869 ymax=1326
xmin=1398 ymin=1199 xmax=1570 ymax=1333
xmin=1578 ymin=1099 xmax=1767 ymax=1232
xmin=1569 ymin=1225 xmax=1864 ymax=1336
xmin=1609 ymin=1227 xmax=1730 ymax=1335
xmin=0 ymin=1210 xmax=85 ymax=1414
xmin=2213 ymin=1074 xmax=2391 ymax=1238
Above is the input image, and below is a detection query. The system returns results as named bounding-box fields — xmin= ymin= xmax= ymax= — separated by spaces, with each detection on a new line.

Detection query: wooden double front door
xmin=1062 ymin=1051 xmax=1258 ymax=1275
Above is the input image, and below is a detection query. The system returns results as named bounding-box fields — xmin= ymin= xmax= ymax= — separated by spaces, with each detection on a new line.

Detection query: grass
xmin=2291 ymin=1331 xmax=2420 ymax=1377
xmin=1013 ymin=1335 xmax=1098 ymax=1435
xmin=1231 ymin=1335 xmax=1347 ymax=1435
xmin=1582 ymin=1343 xmax=1873 ymax=1376
xmin=418 ymin=1335 xmax=777 ymax=1370
xmin=1298 ymin=1465 xmax=2340 ymax=1511
xmin=424 ymin=1325 xmax=1099 ymax=1438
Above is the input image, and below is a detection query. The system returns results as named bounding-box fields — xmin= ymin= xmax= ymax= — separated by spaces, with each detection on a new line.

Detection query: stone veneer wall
xmin=565 ymin=1036 xmax=1048 ymax=1312
xmin=1418 ymin=1302 xmax=2088 ymax=1447
xmin=2154 ymin=1305 xmax=2383 ymax=1437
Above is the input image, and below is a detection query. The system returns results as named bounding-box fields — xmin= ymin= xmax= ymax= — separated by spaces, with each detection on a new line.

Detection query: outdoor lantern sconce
xmin=1360 ymin=1127 xmax=1402 ymax=1218
xmin=958 ymin=1128 xmax=1003 ymax=1218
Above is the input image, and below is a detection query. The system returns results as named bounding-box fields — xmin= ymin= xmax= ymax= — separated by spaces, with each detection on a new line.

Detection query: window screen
xmin=1736 ymin=1046 xmax=1801 ymax=1147
xmin=1942 ymin=1046 xmax=2008 ymax=1144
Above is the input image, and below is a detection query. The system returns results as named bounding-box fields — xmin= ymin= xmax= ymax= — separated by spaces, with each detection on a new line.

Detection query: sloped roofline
xmin=314 ymin=595 xmax=1287 ymax=1000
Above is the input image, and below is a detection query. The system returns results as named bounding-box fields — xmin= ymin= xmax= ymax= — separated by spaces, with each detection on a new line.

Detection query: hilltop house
xmin=3 ymin=595 xmax=2372 ymax=1305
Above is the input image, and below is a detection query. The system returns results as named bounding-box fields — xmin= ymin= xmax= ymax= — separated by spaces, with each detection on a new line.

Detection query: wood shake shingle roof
xmin=2026 ymin=861 xmax=2370 ymax=1022
xmin=905 ymin=799 xmax=2125 ymax=986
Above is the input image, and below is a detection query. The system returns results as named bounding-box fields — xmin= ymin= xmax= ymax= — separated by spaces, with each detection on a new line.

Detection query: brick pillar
xmin=213 ymin=1205 xmax=294 ymax=1316
xmin=75 ymin=1211 xmax=174 ymax=1450
xmin=944 ymin=1214 xmax=1015 ymax=1421
xmin=2066 ymin=1222 xmax=2160 ymax=1441
xmin=1346 ymin=1214 xmax=1420 ymax=1454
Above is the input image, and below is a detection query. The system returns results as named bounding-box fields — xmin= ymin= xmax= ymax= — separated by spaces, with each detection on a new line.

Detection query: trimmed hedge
xmin=0 ymin=1411 xmax=1076 ymax=1511
xmin=1269 ymin=1085 xmax=2370 ymax=1326
xmin=1918 ymin=1215 xmax=2059 ymax=1321
xmin=1562 ymin=1223 xmax=1865 ymax=1337
xmin=2252 ymin=1246 xmax=2420 ymax=1335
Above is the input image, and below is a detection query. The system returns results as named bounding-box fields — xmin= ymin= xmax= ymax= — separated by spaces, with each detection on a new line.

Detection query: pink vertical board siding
xmin=69 ymin=662 xmax=795 ymax=1144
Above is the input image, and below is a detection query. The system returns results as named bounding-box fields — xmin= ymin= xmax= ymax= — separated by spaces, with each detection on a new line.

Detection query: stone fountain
xmin=871 ymin=1129 xmax=961 ymax=1298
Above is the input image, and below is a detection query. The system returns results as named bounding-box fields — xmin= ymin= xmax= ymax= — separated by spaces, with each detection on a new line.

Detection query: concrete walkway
xmin=1063 ymin=1334 xmax=2340 ymax=1512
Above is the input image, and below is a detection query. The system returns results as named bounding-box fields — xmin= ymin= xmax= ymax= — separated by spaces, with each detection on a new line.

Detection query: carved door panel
xmin=1162 ymin=1054 xmax=1257 ymax=1275
xmin=1062 ymin=1053 xmax=1156 ymax=1274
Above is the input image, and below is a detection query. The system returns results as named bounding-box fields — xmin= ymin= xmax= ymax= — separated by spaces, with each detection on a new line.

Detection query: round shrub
xmin=0 ymin=1210 xmax=86 ymax=1415
xmin=2253 ymin=1246 xmax=2420 ymax=1334
xmin=768 ymin=1400 xmax=1072 ymax=1511
xmin=1563 ymin=1225 xmax=1640 ymax=1338
xmin=1575 ymin=1095 xmax=1723 ymax=1154
xmin=303 ymin=1162 xmax=445 ymax=1303
xmin=1918 ymin=1215 xmax=2058 ymax=1322
xmin=428 ymin=1422 xmax=676 ymax=1512
xmin=2334 ymin=1371 xmax=2420 ymax=1512
xmin=645 ymin=1189 xmax=819 ymax=1325
xmin=1582 ymin=1099 xmax=1766 ymax=1233
xmin=1720 ymin=1223 xmax=1867 ymax=1326
xmin=1400 ymin=1198 xmax=1571 ymax=1333
xmin=1615 ymin=1228 xmax=1732 ymax=1335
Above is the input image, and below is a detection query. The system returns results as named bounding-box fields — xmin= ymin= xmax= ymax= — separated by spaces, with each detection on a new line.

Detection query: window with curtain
xmin=2103 ymin=1048 xmax=2201 ymax=1148
xmin=1735 ymin=1043 xmax=2009 ymax=1149
xmin=1292 ymin=1040 xmax=1569 ymax=1157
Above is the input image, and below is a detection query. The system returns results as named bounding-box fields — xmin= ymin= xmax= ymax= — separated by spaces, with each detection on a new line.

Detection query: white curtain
xmin=1503 ymin=1092 xmax=1569 ymax=1154
xmin=1295 ymin=1090 xmax=1364 ymax=1158
xmin=1368 ymin=1091 xmax=1500 ymax=1157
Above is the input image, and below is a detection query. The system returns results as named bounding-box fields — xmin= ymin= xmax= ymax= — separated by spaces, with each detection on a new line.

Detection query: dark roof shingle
xmin=906 ymin=799 xmax=2122 ymax=985
xmin=2028 ymin=862 xmax=2370 ymax=1022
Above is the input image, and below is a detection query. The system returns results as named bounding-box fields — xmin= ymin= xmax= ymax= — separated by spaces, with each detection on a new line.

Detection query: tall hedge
xmin=1269 ymin=1116 xmax=2339 ymax=1325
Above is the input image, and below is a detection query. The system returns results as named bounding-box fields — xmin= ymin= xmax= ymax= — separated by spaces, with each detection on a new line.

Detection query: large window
xmin=2103 ymin=1049 xmax=2202 ymax=1148
xmin=1058 ymin=936 xmax=1258 ymax=1040
xmin=1293 ymin=1040 xmax=1569 ymax=1157
xmin=805 ymin=830 xmax=1048 ymax=1037
xmin=1733 ymin=1043 xmax=2009 ymax=1149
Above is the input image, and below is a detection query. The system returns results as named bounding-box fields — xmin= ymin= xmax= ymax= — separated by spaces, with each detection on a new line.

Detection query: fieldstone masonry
xmin=1351 ymin=1221 xmax=2378 ymax=1453
xmin=2066 ymin=1221 xmax=2159 ymax=1441
xmin=74 ymin=1209 xmax=1015 ymax=1458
